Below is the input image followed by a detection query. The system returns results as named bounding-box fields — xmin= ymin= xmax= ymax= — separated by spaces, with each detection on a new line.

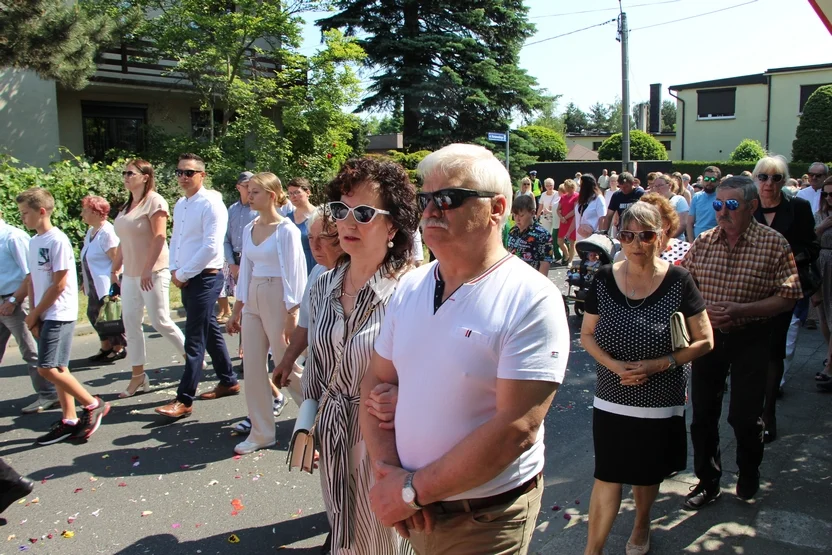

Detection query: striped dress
xmin=303 ymin=262 xmax=413 ymax=555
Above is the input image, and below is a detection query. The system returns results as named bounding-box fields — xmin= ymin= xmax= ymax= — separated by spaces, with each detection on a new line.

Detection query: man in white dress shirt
xmin=361 ymin=144 xmax=569 ymax=554
xmin=796 ymin=162 xmax=828 ymax=213
xmin=155 ymin=153 xmax=239 ymax=419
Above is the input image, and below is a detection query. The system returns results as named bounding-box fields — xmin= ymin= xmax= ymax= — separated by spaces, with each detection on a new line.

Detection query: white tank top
xmin=246 ymin=230 xmax=282 ymax=278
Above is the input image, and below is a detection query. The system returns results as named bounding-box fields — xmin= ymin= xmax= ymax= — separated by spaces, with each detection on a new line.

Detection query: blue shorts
xmin=37 ymin=320 xmax=76 ymax=369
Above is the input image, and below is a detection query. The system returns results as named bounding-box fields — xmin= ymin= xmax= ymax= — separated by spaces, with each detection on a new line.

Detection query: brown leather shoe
xmin=155 ymin=401 xmax=192 ymax=418
xmin=199 ymin=383 xmax=241 ymax=400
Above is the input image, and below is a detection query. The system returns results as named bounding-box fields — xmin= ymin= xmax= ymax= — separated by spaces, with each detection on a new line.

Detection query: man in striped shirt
xmin=681 ymin=175 xmax=801 ymax=510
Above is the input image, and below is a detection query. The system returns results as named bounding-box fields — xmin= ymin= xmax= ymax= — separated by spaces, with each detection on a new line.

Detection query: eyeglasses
xmin=327 ymin=201 xmax=390 ymax=224
xmin=757 ymin=173 xmax=783 ymax=183
xmin=287 ymin=189 xmax=305 ymax=197
xmin=703 ymin=176 xmax=719 ymax=183
xmin=617 ymin=230 xmax=661 ymax=244
xmin=122 ymin=170 xmax=140 ymax=178
xmin=416 ymin=188 xmax=497 ymax=212
xmin=175 ymin=169 xmax=202 ymax=178
xmin=820 ymin=191 xmax=832 ymax=199
xmin=808 ymin=172 xmax=827 ymax=178
xmin=309 ymin=232 xmax=339 ymax=244
xmin=713 ymin=199 xmax=741 ymax=211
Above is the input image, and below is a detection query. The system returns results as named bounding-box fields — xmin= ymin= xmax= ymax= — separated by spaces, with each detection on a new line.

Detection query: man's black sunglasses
xmin=175 ymin=169 xmax=203 ymax=178
xmin=417 ymin=188 xmax=497 ymax=212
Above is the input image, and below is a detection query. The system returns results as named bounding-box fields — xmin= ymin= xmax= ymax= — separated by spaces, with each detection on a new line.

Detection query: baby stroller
xmin=562 ymin=232 xmax=620 ymax=317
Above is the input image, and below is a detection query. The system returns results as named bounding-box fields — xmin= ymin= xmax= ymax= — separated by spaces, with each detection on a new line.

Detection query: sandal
xmin=106 ymin=349 xmax=127 ymax=362
xmin=816 ymin=372 xmax=831 ymax=382
xmin=88 ymin=349 xmax=113 ymax=362
xmin=217 ymin=314 xmax=231 ymax=324
xmin=233 ymin=417 xmax=252 ymax=433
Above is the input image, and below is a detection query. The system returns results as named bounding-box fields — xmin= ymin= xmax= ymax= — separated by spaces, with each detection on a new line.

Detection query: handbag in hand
xmin=287 ymin=303 xmax=379 ymax=474
xmin=94 ymin=295 xmax=125 ymax=336
xmin=670 ymin=311 xmax=691 ymax=350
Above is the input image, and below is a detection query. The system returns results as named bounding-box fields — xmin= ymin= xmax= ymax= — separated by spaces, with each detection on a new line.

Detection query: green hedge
xmin=670 ymin=160 xmax=824 ymax=179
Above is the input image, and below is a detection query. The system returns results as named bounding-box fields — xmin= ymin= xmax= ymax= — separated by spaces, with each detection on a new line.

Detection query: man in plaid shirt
xmin=681 ymin=176 xmax=801 ymax=510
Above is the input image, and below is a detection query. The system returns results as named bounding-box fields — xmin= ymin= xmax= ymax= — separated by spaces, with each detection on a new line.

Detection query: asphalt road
xmin=1 ymin=266 xmax=829 ymax=554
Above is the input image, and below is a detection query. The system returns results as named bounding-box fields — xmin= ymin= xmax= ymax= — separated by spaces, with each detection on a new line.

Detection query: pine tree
xmin=563 ymin=103 xmax=589 ymax=133
xmin=318 ymin=0 xmax=546 ymax=150
xmin=0 ymin=1 xmax=118 ymax=89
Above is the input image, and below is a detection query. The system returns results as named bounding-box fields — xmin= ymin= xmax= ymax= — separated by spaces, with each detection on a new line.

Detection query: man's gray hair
xmin=753 ymin=154 xmax=789 ymax=182
xmin=306 ymin=204 xmax=322 ymax=230
xmin=620 ymin=201 xmax=662 ymax=233
xmin=810 ymin=162 xmax=830 ymax=174
xmin=417 ymin=143 xmax=513 ymax=219
xmin=718 ymin=175 xmax=760 ymax=203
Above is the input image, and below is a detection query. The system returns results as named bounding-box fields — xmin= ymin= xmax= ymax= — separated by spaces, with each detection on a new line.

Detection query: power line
xmin=524 ymin=18 xmax=617 ymax=47
xmin=530 ymin=0 xmax=682 ymax=20
xmin=630 ymin=0 xmax=759 ymax=31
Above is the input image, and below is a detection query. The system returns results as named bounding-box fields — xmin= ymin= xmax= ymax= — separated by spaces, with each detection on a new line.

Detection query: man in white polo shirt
xmin=361 ymin=143 xmax=569 ymax=555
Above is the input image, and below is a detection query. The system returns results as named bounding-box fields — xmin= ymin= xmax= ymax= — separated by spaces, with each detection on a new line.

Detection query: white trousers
xmin=121 ymin=269 xmax=186 ymax=367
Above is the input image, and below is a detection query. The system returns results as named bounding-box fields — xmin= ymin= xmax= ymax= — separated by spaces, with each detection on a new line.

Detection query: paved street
xmin=1 ymin=274 xmax=831 ymax=554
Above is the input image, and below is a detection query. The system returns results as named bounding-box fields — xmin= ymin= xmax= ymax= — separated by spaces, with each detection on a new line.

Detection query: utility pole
xmin=506 ymin=127 xmax=510 ymax=172
xmin=619 ymin=11 xmax=631 ymax=173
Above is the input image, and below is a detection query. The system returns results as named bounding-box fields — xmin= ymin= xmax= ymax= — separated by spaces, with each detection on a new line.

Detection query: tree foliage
xmin=563 ymin=103 xmax=589 ymax=133
xmin=661 ymin=99 xmax=677 ymax=132
xmin=319 ymin=1 xmax=547 ymax=150
xmin=729 ymin=139 xmax=766 ymax=163
xmin=587 ymin=102 xmax=611 ymax=132
xmin=597 ymin=130 xmax=668 ymax=161
xmin=793 ymin=85 xmax=832 ymax=163
xmin=0 ymin=1 xmax=121 ymax=89
xmin=515 ymin=126 xmax=567 ymax=162
xmin=525 ymin=94 xmax=564 ymax=133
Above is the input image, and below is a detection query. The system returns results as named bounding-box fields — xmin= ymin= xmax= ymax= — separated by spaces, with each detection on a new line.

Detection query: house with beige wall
xmin=669 ymin=62 xmax=832 ymax=162
xmin=565 ymin=132 xmax=677 ymax=161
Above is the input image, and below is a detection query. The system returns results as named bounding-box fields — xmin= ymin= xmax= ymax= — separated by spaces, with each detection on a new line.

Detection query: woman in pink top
xmin=112 ymin=160 xmax=187 ymax=398
xmin=557 ymin=178 xmax=580 ymax=264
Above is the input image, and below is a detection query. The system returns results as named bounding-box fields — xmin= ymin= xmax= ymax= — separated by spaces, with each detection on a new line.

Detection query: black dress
xmin=585 ymin=264 xmax=706 ymax=486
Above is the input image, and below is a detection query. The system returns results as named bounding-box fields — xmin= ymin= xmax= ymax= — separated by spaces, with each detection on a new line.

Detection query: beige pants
xmin=241 ymin=277 xmax=288 ymax=445
xmin=408 ymin=477 xmax=543 ymax=555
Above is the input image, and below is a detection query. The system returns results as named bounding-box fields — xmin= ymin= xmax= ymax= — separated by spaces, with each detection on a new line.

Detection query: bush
xmin=515 ymin=125 xmax=567 ymax=162
xmin=670 ymin=160 xmax=822 ymax=180
xmin=385 ymin=150 xmax=432 ymax=186
xmin=729 ymin=139 xmax=767 ymax=162
xmin=793 ymin=85 xmax=832 ymax=163
xmin=597 ymin=130 xmax=668 ymax=161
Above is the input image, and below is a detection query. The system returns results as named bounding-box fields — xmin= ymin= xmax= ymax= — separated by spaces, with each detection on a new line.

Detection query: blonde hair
xmin=249 ymin=172 xmax=288 ymax=207
xmin=563 ymin=179 xmax=577 ymax=193
xmin=639 ymin=192 xmax=680 ymax=237
xmin=520 ymin=177 xmax=532 ymax=188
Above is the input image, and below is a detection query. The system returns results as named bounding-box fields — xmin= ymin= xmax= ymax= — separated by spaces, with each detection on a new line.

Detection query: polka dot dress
xmin=661 ymin=238 xmax=692 ymax=266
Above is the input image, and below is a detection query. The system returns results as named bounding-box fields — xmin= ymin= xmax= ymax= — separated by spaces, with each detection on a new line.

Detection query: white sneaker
xmin=234 ymin=439 xmax=276 ymax=455
xmin=22 ymin=397 xmax=60 ymax=414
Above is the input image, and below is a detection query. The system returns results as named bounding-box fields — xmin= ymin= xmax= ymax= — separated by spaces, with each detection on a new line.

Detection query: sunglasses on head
xmin=703 ymin=176 xmax=719 ymax=183
xmin=175 ymin=169 xmax=202 ymax=178
xmin=757 ymin=173 xmax=783 ymax=183
xmin=713 ymin=199 xmax=740 ymax=211
xmin=416 ymin=188 xmax=497 ymax=212
xmin=122 ymin=170 xmax=140 ymax=178
xmin=327 ymin=201 xmax=390 ymax=224
xmin=617 ymin=229 xmax=661 ymax=244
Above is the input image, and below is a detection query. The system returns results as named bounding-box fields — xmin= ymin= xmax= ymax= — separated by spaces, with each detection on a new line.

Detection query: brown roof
xmin=565 ymin=144 xmax=599 ymax=161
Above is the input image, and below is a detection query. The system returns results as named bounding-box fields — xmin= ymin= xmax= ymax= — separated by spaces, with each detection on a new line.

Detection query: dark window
xmin=191 ymin=109 xmax=224 ymax=140
xmin=82 ymin=102 xmax=146 ymax=162
xmin=660 ymin=140 xmax=671 ymax=151
xmin=800 ymin=83 xmax=832 ymax=113
xmin=592 ymin=141 xmax=602 ymax=151
xmin=697 ymin=88 xmax=736 ymax=118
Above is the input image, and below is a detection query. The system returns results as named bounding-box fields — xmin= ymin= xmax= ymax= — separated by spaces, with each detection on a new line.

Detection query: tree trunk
xmin=401 ymin=1 xmax=420 ymax=150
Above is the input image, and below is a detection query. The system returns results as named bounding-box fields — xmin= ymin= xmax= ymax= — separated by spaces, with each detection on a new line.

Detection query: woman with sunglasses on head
xmin=112 ymin=160 xmax=187 ymax=398
xmin=751 ymin=155 xmax=819 ymax=442
xmin=814 ymin=176 xmax=832 ymax=390
xmin=303 ymin=158 xmax=419 ymax=555
xmin=225 ymin=172 xmax=307 ymax=455
xmin=286 ymin=177 xmax=316 ymax=276
xmin=582 ymin=201 xmax=713 ymax=555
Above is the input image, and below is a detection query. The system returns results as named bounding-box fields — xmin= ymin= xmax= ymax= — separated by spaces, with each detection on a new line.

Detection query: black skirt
xmin=593 ymin=407 xmax=687 ymax=486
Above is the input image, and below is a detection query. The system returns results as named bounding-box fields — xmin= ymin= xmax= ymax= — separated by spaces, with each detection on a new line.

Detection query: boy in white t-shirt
xmin=16 ymin=188 xmax=110 ymax=446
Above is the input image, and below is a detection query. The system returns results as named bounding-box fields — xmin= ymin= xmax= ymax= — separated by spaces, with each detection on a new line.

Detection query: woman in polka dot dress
xmin=581 ymin=202 xmax=714 ymax=555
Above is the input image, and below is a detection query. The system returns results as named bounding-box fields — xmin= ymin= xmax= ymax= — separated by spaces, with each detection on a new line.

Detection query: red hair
xmin=82 ymin=195 xmax=110 ymax=219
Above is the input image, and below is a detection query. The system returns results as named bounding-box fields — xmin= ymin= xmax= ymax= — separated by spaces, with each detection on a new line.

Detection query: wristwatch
xmin=667 ymin=354 xmax=678 ymax=370
xmin=402 ymin=472 xmax=422 ymax=510
xmin=7 ymin=296 xmax=17 ymax=305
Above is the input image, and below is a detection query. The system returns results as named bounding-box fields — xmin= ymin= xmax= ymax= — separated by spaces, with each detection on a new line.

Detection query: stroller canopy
xmin=575 ymin=233 xmax=619 ymax=265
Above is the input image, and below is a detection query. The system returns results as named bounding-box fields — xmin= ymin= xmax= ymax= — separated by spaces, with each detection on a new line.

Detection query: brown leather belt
xmin=431 ymin=473 xmax=541 ymax=514
xmin=201 ymin=269 xmax=219 ymax=276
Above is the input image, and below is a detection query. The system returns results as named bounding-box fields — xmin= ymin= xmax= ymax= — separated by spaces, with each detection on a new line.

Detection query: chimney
xmin=637 ymin=103 xmax=649 ymax=132
xmin=649 ymin=83 xmax=661 ymax=134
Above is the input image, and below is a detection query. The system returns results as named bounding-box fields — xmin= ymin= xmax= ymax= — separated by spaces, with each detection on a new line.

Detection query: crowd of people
xmin=0 ymin=144 xmax=830 ymax=555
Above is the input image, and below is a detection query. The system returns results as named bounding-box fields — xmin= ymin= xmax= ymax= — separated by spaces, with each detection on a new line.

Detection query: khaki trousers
xmin=409 ymin=477 xmax=543 ymax=555
xmin=241 ymin=277 xmax=288 ymax=445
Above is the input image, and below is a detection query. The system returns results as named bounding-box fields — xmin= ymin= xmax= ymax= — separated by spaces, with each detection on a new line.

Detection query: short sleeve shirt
xmin=28 ymin=227 xmax=78 ymax=322
xmin=114 ymin=192 xmax=170 ymax=277
xmin=507 ymin=223 xmax=555 ymax=270
xmin=607 ymin=189 xmax=644 ymax=218
xmin=375 ymin=255 xmax=570 ymax=501
xmin=689 ymin=190 xmax=718 ymax=238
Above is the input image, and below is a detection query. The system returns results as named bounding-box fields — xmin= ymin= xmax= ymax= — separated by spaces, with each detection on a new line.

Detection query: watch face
xmin=402 ymin=487 xmax=416 ymax=504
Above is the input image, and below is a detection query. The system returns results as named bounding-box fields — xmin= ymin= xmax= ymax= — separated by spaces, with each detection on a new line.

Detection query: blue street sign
xmin=487 ymin=132 xmax=507 ymax=142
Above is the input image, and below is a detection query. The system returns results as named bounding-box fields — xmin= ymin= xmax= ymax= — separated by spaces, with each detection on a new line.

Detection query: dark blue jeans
xmin=177 ymin=271 xmax=236 ymax=406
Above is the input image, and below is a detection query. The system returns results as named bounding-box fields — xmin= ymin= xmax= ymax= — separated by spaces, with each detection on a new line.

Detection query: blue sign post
xmin=487 ymin=130 xmax=510 ymax=171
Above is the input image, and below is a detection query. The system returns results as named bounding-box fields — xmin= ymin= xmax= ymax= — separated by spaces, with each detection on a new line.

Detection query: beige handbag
xmin=670 ymin=311 xmax=691 ymax=350
xmin=287 ymin=304 xmax=378 ymax=474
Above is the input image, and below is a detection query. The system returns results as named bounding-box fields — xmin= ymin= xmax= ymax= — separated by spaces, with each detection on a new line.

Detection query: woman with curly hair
xmin=304 ymin=158 xmax=419 ymax=555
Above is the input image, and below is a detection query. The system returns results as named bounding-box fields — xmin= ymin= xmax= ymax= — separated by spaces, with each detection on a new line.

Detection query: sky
xmin=298 ymin=0 xmax=832 ymax=116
